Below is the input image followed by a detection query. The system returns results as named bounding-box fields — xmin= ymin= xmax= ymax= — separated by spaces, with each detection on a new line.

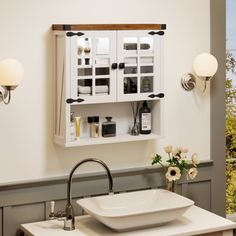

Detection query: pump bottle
xmin=139 ymin=101 xmax=151 ymax=134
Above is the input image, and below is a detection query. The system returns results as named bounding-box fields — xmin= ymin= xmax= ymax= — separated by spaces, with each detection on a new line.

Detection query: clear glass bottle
xmin=84 ymin=38 xmax=91 ymax=65
xmin=70 ymin=112 xmax=76 ymax=141
xmin=87 ymin=116 xmax=99 ymax=138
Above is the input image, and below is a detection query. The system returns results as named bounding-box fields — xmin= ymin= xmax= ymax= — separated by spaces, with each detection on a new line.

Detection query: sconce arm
xmin=0 ymin=86 xmax=11 ymax=104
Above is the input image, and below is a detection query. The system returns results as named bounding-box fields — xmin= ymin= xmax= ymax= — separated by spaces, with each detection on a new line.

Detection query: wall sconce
xmin=181 ymin=53 xmax=218 ymax=92
xmin=0 ymin=58 xmax=24 ymax=104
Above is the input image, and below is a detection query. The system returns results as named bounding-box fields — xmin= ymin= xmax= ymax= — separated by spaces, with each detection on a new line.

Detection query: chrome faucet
xmin=49 ymin=158 xmax=113 ymax=231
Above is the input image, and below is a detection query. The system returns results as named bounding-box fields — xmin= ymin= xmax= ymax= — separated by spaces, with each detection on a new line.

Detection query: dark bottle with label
xmin=102 ymin=117 xmax=116 ymax=137
xmin=139 ymin=101 xmax=151 ymax=134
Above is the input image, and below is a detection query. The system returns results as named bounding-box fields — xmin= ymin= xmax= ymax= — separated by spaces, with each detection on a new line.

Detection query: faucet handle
xmin=49 ymin=201 xmax=55 ymax=219
xmin=50 ymin=201 xmax=55 ymax=214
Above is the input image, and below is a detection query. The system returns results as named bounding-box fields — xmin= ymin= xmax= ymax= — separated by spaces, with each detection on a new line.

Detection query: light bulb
xmin=0 ymin=58 xmax=24 ymax=87
xmin=193 ymin=53 xmax=218 ymax=78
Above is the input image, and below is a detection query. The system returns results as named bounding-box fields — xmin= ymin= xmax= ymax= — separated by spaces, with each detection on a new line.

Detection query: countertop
xmin=21 ymin=206 xmax=236 ymax=236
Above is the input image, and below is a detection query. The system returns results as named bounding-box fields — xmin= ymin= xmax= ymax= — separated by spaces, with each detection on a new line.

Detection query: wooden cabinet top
xmin=52 ymin=24 xmax=166 ymax=31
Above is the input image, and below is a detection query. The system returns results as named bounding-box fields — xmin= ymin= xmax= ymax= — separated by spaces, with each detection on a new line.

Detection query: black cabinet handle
xmin=66 ymin=98 xmax=85 ymax=104
xmin=111 ymin=63 xmax=118 ymax=69
xmin=119 ymin=63 xmax=125 ymax=69
xmin=148 ymin=93 xmax=165 ymax=98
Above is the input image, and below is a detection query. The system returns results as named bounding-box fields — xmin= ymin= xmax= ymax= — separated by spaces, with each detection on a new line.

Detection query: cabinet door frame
xmin=70 ymin=30 xmax=117 ymax=104
xmin=117 ymin=30 xmax=163 ymax=102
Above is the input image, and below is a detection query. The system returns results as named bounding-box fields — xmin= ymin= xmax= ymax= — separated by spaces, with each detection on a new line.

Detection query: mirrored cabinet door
xmin=117 ymin=30 xmax=162 ymax=102
xmin=70 ymin=31 xmax=117 ymax=104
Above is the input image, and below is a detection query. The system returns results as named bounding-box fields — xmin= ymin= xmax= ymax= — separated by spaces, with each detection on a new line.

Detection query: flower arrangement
xmin=152 ymin=145 xmax=199 ymax=192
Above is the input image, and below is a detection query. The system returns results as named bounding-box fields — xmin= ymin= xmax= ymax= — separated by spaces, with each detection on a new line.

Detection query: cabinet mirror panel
xmin=95 ymin=78 xmax=110 ymax=95
xmin=78 ymin=68 xmax=92 ymax=76
xmin=124 ymin=57 xmax=137 ymax=64
xmin=124 ymin=77 xmax=137 ymax=94
xmin=77 ymin=38 xmax=92 ymax=57
xmin=140 ymin=37 xmax=153 ymax=53
xmin=123 ymin=37 xmax=138 ymax=54
xmin=124 ymin=66 xmax=137 ymax=74
xmin=95 ymin=67 xmax=110 ymax=76
xmin=95 ymin=58 xmax=110 ymax=65
xmin=96 ymin=37 xmax=110 ymax=55
xmin=141 ymin=76 xmax=153 ymax=93
xmin=78 ymin=79 xmax=92 ymax=96
xmin=140 ymin=66 xmax=153 ymax=74
xmin=140 ymin=56 xmax=154 ymax=64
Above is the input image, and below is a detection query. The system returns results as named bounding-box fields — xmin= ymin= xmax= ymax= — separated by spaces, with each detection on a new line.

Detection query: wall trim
xmin=0 ymin=160 xmax=213 ymax=191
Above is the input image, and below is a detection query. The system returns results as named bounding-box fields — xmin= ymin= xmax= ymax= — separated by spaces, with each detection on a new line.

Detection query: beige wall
xmin=0 ymin=0 xmax=210 ymax=183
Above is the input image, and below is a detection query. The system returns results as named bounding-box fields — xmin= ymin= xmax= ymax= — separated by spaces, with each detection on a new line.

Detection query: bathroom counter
xmin=21 ymin=205 xmax=236 ymax=236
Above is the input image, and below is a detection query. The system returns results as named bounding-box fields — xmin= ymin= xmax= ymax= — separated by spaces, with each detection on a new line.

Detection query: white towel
xmin=95 ymin=92 xmax=109 ymax=96
xmin=78 ymin=85 xmax=109 ymax=94
xmin=95 ymin=85 xmax=109 ymax=93
xmin=78 ymin=85 xmax=91 ymax=94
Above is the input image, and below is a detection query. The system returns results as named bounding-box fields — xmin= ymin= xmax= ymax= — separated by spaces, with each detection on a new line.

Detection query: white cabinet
xmin=52 ymin=24 xmax=166 ymax=147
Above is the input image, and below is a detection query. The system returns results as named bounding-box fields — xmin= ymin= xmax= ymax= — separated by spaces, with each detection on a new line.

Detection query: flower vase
xmin=130 ymin=121 xmax=139 ymax=136
xmin=167 ymin=180 xmax=177 ymax=192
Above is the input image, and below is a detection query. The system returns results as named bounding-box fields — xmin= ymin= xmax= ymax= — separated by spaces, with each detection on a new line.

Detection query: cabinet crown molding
xmin=52 ymin=24 xmax=167 ymax=31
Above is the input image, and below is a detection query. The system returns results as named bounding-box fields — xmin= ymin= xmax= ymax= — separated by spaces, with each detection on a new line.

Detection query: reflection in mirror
xmin=96 ymin=38 xmax=110 ymax=55
xmin=141 ymin=76 xmax=153 ymax=93
xmin=124 ymin=57 xmax=137 ymax=64
xmin=77 ymin=38 xmax=92 ymax=56
xmin=95 ymin=67 xmax=110 ymax=76
xmin=95 ymin=58 xmax=110 ymax=65
xmin=141 ymin=66 xmax=153 ymax=74
xmin=77 ymin=79 xmax=92 ymax=96
xmin=140 ymin=37 xmax=153 ymax=52
xmin=124 ymin=66 xmax=137 ymax=74
xmin=140 ymin=57 xmax=154 ymax=64
xmin=124 ymin=77 xmax=137 ymax=94
xmin=124 ymin=38 xmax=138 ymax=53
xmin=95 ymin=78 xmax=110 ymax=95
xmin=78 ymin=68 xmax=92 ymax=76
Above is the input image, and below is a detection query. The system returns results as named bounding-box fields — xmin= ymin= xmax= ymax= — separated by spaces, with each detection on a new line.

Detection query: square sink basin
xmin=77 ymin=189 xmax=194 ymax=231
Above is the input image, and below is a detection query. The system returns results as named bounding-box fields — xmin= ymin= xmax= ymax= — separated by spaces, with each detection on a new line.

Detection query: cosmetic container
xmin=102 ymin=117 xmax=116 ymax=137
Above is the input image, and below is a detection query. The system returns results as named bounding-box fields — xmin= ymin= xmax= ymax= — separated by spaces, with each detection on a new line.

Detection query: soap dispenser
xmin=139 ymin=101 xmax=151 ymax=134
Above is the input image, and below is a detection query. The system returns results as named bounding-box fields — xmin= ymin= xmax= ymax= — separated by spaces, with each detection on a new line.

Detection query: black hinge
xmin=66 ymin=32 xmax=84 ymax=37
xmin=66 ymin=98 xmax=85 ymax=104
xmin=148 ymin=93 xmax=165 ymax=98
xmin=148 ymin=31 xmax=165 ymax=36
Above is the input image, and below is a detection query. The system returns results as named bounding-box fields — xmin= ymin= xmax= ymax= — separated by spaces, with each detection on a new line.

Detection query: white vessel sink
xmin=77 ymin=189 xmax=194 ymax=231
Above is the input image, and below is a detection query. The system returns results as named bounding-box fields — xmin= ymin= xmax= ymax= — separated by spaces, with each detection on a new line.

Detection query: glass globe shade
xmin=0 ymin=59 xmax=24 ymax=87
xmin=193 ymin=53 xmax=218 ymax=78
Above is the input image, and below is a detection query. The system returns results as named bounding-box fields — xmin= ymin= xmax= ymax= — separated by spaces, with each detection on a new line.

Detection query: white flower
xmin=180 ymin=153 xmax=187 ymax=161
xmin=164 ymin=145 xmax=173 ymax=154
xmin=188 ymin=168 xmax=198 ymax=179
xmin=191 ymin=153 xmax=199 ymax=167
xmin=165 ymin=166 xmax=181 ymax=181
xmin=172 ymin=147 xmax=179 ymax=156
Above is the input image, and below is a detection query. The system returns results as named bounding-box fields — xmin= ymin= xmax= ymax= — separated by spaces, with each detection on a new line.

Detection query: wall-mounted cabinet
xmin=52 ymin=24 xmax=166 ymax=147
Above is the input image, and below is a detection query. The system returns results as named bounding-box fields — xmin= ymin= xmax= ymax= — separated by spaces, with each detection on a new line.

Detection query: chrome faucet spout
xmin=64 ymin=158 xmax=113 ymax=231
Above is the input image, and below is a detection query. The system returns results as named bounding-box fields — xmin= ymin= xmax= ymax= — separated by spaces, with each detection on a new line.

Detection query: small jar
xmin=87 ymin=116 xmax=99 ymax=138
xmin=102 ymin=117 xmax=116 ymax=137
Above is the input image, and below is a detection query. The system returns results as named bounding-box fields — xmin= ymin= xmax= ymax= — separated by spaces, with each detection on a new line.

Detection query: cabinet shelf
xmin=54 ymin=133 xmax=160 ymax=147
